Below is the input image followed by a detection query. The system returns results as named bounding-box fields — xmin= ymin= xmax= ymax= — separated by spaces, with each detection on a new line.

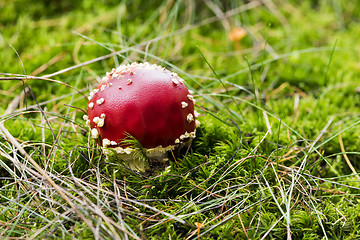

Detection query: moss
xmin=1 ymin=0 xmax=360 ymax=239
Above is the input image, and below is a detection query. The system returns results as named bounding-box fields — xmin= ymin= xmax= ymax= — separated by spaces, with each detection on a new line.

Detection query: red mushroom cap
xmin=85 ymin=62 xmax=199 ymax=149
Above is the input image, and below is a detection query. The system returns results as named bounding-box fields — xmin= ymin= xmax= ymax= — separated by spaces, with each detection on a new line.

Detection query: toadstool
xmin=84 ymin=62 xmax=200 ymax=171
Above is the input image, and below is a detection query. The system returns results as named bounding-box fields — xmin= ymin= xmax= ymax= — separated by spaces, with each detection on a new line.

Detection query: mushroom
xmin=228 ymin=27 xmax=247 ymax=42
xmin=228 ymin=27 xmax=247 ymax=51
xmin=84 ymin=62 xmax=200 ymax=171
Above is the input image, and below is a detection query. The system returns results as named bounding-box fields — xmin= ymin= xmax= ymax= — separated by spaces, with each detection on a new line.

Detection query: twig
xmin=238 ymin=213 xmax=249 ymax=239
xmin=0 ymin=75 xmax=86 ymax=99
xmin=338 ymin=131 xmax=360 ymax=180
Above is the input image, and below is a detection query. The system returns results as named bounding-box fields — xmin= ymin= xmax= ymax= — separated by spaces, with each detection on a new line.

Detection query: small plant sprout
xmin=84 ymin=62 xmax=200 ymax=171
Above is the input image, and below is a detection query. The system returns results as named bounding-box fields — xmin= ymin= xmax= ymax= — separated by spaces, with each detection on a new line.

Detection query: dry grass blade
xmin=2 ymin=1 xmax=360 ymax=238
xmin=0 ymin=122 xmax=97 ymax=234
xmin=338 ymin=131 xmax=360 ymax=180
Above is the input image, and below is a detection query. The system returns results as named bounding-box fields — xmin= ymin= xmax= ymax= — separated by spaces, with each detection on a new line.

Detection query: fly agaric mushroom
xmin=84 ymin=62 xmax=200 ymax=171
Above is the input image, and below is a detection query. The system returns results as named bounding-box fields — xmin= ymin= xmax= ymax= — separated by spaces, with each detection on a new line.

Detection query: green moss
xmin=1 ymin=0 xmax=360 ymax=239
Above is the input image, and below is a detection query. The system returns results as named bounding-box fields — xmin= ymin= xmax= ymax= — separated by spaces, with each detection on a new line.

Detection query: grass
xmin=1 ymin=0 xmax=360 ymax=239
